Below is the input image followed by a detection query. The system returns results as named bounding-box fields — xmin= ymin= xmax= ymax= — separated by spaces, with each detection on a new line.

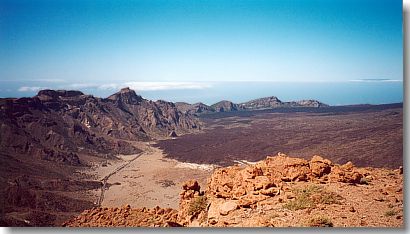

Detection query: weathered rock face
xmin=203 ymin=154 xmax=336 ymax=212
xmin=177 ymin=180 xmax=206 ymax=226
xmin=240 ymin=97 xmax=329 ymax=110
xmin=175 ymin=97 xmax=328 ymax=115
xmin=293 ymin=99 xmax=328 ymax=107
xmin=284 ymin=100 xmax=329 ymax=108
xmin=200 ymin=154 xmax=371 ymax=227
xmin=309 ymin=155 xmax=332 ymax=177
xmin=177 ymin=98 xmax=328 ymax=115
xmin=240 ymin=96 xmax=283 ymax=109
xmin=328 ymin=161 xmax=363 ymax=184
xmin=211 ymin=101 xmax=244 ymax=112
xmin=62 ymin=153 xmax=401 ymax=228
xmin=62 ymin=205 xmax=179 ymax=227
xmin=0 ymin=88 xmax=201 ymax=165
xmin=175 ymin=102 xmax=215 ymax=115
xmin=107 ymin=87 xmax=144 ymax=104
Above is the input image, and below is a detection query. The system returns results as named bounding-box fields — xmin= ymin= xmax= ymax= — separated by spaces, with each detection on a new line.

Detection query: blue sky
xmin=0 ymin=0 xmax=403 ymax=104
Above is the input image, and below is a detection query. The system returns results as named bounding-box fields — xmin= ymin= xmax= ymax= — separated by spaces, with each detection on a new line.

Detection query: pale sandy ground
xmin=86 ymin=142 xmax=213 ymax=209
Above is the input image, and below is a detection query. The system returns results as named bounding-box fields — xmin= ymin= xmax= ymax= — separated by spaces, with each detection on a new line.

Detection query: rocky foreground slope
xmin=63 ymin=153 xmax=403 ymax=227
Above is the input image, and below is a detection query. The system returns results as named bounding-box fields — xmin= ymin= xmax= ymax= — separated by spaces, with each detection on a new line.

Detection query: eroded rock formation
xmin=64 ymin=153 xmax=403 ymax=227
xmin=0 ymin=88 xmax=201 ymax=164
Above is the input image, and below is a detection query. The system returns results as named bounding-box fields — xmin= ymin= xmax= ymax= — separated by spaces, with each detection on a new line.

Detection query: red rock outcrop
xmin=62 ymin=205 xmax=179 ymax=227
xmin=63 ymin=153 xmax=403 ymax=228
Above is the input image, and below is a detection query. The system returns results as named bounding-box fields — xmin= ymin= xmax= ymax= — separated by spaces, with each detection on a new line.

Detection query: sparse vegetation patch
xmin=283 ymin=185 xmax=343 ymax=211
xmin=156 ymin=179 xmax=176 ymax=188
xmin=384 ymin=209 xmax=397 ymax=217
xmin=307 ymin=216 xmax=334 ymax=227
xmin=188 ymin=196 xmax=208 ymax=216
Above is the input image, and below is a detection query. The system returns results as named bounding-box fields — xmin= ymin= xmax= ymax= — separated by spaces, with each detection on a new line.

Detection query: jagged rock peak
xmin=119 ymin=87 xmax=134 ymax=94
xmin=107 ymin=87 xmax=143 ymax=104
xmin=295 ymin=99 xmax=328 ymax=107
xmin=211 ymin=100 xmax=243 ymax=112
xmin=263 ymin=96 xmax=280 ymax=101
xmin=240 ymin=96 xmax=283 ymax=109
xmin=37 ymin=89 xmax=85 ymax=98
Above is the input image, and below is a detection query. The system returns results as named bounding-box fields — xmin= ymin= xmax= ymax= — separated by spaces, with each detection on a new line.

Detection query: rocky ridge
xmin=176 ymin=96 xmax=328 ymax=115
xmin=211 ymin=100 xmax=244 ymax=113
xmin=63 ymin=153 xmax=403 ymax=227
xmin=175 ymin=102 xmax=215 ymax=115
xmin=0 ymin=88 xmax=200 ymax=165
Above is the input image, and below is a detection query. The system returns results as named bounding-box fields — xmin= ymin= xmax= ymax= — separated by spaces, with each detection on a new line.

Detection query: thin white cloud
xmin=33 ymin=78 xmax=67 ymax=83
xmin=1 ymin=78 xmax=66 ymax=83
xmin=349 ymin=79 xmax=402 ymax=83
xmin=68 ymin=83 xmax=99 ymax=89
xmin=67 ymin=81 xmax=212 ymax=91
xmin=124 ymin=82 xmax=212 ymax=91
xmin=98 ymin=83 xmax=121 ymax=90
xmin=18 ymin=82 xmax=211 ymax=93
xmin=18 ymin=86 xmax=48 ymax=92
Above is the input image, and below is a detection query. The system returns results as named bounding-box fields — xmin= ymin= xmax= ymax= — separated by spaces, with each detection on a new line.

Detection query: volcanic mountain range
xmin=0 ymin=87 xmax=200 ymax=166
xmin=0 ymin=88 xmax=327 ymax=165
xmin=176 ymin=97 xmax=328 ymax=115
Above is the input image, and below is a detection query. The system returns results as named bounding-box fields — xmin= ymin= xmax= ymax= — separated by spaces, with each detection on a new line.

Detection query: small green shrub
xmin=297 ymin=185 xmax=322 ymax=196
xmin=307 ymin=216 xmax=333 ymax=227
xmin=359 ymin=177 xmax=369 ymax=185
xmin=283 ymin=185 xmax=342 ymax=211
xmin=283 ymin=195 xmax=314 ymax=210
xmin=269 ymin=213 xmax=280 ymax=219
xmin=156 ymin=179 xmax=176 ymax=188
xmin=384 ymin=209 xmax=397 ymax=217
xmin=188 ymin=196 xmax=207 ymax=216
xmin=313 ymin=191 xmax=343 ymax=205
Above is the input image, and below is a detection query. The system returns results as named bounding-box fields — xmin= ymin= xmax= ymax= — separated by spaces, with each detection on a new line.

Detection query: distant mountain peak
xmin=0 ymin=88 xmax=201 ymax=166
xmin=211 ymin=100 xmax=243 ymax=112
xmin=37 ymin=89 xmax=85 ymax=98
xmin=292 ymin=99 xmax=329 ymax=108
xmin=175 ymin=96 xmax=329 ymax=115
xmin=120 ymin=87 xmax=133 ymax=93
xmin=240 ymin=96 xmax=283 ymax=109
xmin=108 ymin=87 xmax=143 ymax=104
xmin=265 ymin=96 xmax=279 ymax=100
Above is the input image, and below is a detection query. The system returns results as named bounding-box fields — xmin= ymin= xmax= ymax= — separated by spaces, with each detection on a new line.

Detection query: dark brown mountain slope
xmin=175 ymin=102 xmax=215 ymax=115
xmin=0 ymin=87 xmax=200 ymax=165
xmin=0 ymin=87 xmax=201 ymax=226
xmin=211 ymin=100 xmax=244 ymax=112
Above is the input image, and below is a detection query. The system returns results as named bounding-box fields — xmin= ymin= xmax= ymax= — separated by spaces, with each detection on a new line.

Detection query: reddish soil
xmin=156 ymin=104 xmax=402 ymax=169
xmin=63 ymin=154 xmax=404 ymax=227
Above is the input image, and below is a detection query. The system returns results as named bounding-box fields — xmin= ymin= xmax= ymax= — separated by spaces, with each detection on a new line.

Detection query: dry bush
xmin=283 ymin=185 xmax=343 ymax=211
xmin=307 ymin=216 xmax=333 ymax=227
xmin=188 ymin=196 xmax=207 ymax=216
xmin=384 ymin=209 xmax=397 ymax=217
